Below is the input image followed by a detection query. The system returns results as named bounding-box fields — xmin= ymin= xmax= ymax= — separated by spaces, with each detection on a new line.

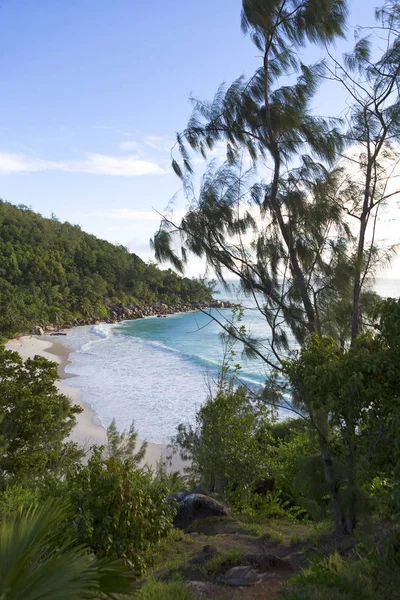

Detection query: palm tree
xmin=0 ymin=501 xmax=135 ymax=600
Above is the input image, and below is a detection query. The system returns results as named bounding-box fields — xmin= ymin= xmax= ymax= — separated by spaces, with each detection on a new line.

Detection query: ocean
xmin=62 ymin=278 xmax=400 ymax=443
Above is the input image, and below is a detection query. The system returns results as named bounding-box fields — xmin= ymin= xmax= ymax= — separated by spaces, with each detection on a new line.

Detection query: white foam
xmin=63 ymin=325 xmax=212 ymax=443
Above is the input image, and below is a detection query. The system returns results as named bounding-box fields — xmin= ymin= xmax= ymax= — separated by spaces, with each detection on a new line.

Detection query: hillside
xmin=0 ymin=200 xmax=213 ymax=337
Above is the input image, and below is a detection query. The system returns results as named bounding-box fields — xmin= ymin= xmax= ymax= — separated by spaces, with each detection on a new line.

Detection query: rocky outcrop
xmin=106 ymin=300 xmax=232 ymax=324
xmin=29 ymin=300 xmax=233 ymax=336
xmin=172 ymin=494 xmax=232 ymax=531
xmin=30 ymin=326 xmax=44 ymax=335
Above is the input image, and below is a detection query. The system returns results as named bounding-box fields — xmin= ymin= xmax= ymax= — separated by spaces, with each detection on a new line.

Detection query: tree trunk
xmin=351 ymin=212 xmax=368 ymax=342
xmin=263 ymin=45 xmax=316 ymax=335
xmin=317 ymin=431 xmax=346 ymax=535
xmin=344 ymin=423 xmax=357 ymax=534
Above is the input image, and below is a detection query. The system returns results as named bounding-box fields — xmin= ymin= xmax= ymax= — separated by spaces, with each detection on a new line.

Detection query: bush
xmin=0 ymin=485 xmax=39 ymax=518
xmin=173 ymin=382 xmax=276 ymax=492
xmin=269 ymin=425 xmax=320 ymax=503
xmin=67 ymin=448 xmax=177 ymax=575
xmin=0 ymin=347 xmax=83 ymax=488
xmin=228 ymin=487 xmax=306 ymax=522
xmin=282 ymin=531 xmax=400 ymax=600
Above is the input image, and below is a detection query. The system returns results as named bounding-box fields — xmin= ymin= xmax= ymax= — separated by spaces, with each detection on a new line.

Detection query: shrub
xmin=173 ymin=382 xmax=276 ymax=492
xmin=67 ymin=448 xmax=177 ymax=575
xmin=0 ymin=485 xmax=39 ymax=518
xmin=0 ymin=348 xmax=82 ymax=487
xmin=228 ymin=486 xmax=306 ymax=523
xmin=282 ymin=531 xmax=400 ymax=600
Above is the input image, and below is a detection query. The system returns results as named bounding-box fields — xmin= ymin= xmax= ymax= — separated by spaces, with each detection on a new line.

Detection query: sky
xmin=0 ymin=0 xmax=398 ymax=277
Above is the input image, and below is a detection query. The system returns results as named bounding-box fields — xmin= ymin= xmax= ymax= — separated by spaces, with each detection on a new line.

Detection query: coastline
xmin=5 ymin=334 xmax=185 ymax=471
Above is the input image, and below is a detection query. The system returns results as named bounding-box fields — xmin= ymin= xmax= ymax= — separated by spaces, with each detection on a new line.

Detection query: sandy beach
xmin=5 ymin=335 xmax=184 ymax=471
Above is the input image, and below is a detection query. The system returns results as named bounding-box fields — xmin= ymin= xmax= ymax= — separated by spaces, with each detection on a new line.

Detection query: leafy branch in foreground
xmin=0 ymin=501 xmax=136 ymax=600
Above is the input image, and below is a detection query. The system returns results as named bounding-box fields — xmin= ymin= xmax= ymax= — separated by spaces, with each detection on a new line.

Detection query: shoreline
xmin=32 ymin=299 xmax=232 ymax=335
xmin=5 ymin=334 xmax=185 ymax=471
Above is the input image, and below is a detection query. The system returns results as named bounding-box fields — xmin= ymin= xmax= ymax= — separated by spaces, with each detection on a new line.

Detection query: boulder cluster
xmin=30 ymin=300 xmax=232 ymax=335
xmin=105 ymin=299 xmax=231 ymax=323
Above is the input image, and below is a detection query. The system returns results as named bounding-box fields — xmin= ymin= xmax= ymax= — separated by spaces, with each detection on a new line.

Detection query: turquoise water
xmin=62 ymin=306 xmax=275 ymax=443
xmin=62 ymin=278 xmax=399 ymax=443
xmin=115 ymin=308 xmax=273 ymax=388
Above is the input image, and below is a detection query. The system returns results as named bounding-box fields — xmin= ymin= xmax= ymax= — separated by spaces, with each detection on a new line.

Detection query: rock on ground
xmin=173 ymin=494 xmax=232 ymax=530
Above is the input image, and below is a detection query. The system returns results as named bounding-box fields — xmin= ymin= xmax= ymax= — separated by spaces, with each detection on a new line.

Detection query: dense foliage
xmin=173 ymin=378 xmax=320 ymax=517
xmin=0 ymin=200 xmax=213 ymax=337
xmin=0 ymin=347 xmax=82 ymax=488
xmin=283 ymin=531 xmax=400 ymax=600
xmin=174 ymin=298 xmax=400 ymax=530
xmin=1 ymin=0 xmax=400 ymax=596
xmin=0 ymin=347 xmax=178 ymax=591
xmin=173 ymin=382 xmax=276 ymax=492
xmin=283 ymin=298 xmax=400 ymax=532
xmin=65 ymin=448 xmax=176 ymax=574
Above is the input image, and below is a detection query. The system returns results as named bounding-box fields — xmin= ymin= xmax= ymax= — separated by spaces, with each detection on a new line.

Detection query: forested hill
xmin=0 ymin=200 xmax=213 ymax=337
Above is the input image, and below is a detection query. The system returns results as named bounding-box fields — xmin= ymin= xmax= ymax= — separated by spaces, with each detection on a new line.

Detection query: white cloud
xmin=0 ymin=151 xmax=167 ymax=177
xmin=74 ymin=153 xmax=166 ymax=176
xmin=100 ymin=126 xmax=131 ymax=137
xmin=107 ymin=224 xmax=155 ymax=231
xmin=0 ymin=153 xmax=61 ymax=173
xmin=119 ymin=140 xmax=139 ymax=151
xmin=144 ymin=135 xmax=172 ymax=151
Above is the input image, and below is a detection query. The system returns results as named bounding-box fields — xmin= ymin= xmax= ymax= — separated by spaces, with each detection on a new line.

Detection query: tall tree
xmin=154 ymin=0 xmax=351 ymax=367
xmin=153 ymin=0 xmax=400 ymax=534
xmin=324 ymin=0 xmax=400 ymax=341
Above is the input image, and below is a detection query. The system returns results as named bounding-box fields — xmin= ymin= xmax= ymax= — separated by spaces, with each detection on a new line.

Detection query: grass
xmin=280 ymin=534 xmax=400 ymax=600
xmin=136 ymin=579 xmax=197 ymax=600
xmin=185 ymin=515 xmax=239 ymax=534
xmin=201 ymin=548 xmax=246 ymax=576
xmin=241 ymin=519 xmax=333 ymax=546
xmin=268 ymin=530 xmax=285 ymax=544
xmin=147 ymin=529 xmax=192 ymax=577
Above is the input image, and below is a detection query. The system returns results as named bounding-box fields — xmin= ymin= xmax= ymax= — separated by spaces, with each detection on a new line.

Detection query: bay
xmin=62 ymin=277 xmax=400 ymax=443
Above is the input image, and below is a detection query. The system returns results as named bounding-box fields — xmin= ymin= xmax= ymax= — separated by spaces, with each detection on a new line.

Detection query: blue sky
xmin=0 ymin=0 xmax=397 ymax=277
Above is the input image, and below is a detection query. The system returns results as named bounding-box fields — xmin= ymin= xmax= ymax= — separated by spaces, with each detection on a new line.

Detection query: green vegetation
xmin=0 ymin=346 xmax=83 ymax=487
xmin=173 ymin=381 xmax=276 ymax=492
xmin=283 ymin=530 xmax=400 ymax=600
xmin=0 ymin=200 xmax=213 ymax=338
xmin=0 ymin=501 xmax=136 ymax=599
xmin=154 ymin=0 xmax=400 ymax=538
xmin=0 ymin=349 xmax=179 ymax=596
xmin=202 ymin=548 xmax=246 ymax=576
xmin=137 ymin=579 xmax=197 ymax=600
xmin=65 ymin=447 xmax=176 ymax=574
xmin=2 ymin=0 xmax=400 ymax=598
xmin=175 ymin=300 xmax=400 ymax=530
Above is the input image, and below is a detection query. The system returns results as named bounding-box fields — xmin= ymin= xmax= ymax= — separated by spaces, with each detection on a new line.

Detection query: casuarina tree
xmin=153 ymin=0 xmax=400 ymax=534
